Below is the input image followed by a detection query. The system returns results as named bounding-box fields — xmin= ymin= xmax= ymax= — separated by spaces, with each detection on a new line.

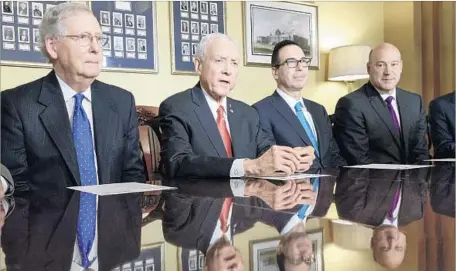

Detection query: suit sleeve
xmin=1 ymin=93 xmax=29 ymax=192
xmin=409 ymin=96 xmax=430 ymax=163
xmin=252 ymin=105 xmax=274 ymax=157
xmin=333 ymin=97 xmax=373 ymax=165
xmin=321 ymin=107 xmax=347 ymax=167
xmin=121 ymin=92 xmax=146 ymax=183
xmin=429 ymin=99 xmax=455 ymax=158
xmin=159 ymin=101 xmax=235 ymax=178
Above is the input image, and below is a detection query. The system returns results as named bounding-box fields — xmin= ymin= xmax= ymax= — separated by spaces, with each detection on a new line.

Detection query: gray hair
xmin=195 ymin=33 xmax=234 ymax=61
xmin=38 ymin=2 xmax=92 ymax=59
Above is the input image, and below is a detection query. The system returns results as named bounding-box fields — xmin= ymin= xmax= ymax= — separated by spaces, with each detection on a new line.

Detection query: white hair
xmin=38 ymin=2 xmax=92 ymax=60
xmin=195 ymin=33 xmax=235 ymax=60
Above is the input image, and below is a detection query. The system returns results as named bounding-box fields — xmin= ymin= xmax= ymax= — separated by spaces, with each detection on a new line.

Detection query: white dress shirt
xmin=280 ymin=181 xmax=320 ymax=235
xmin=276 ymin=88 xmax=318 ymax=140
xmin=1 ymin=177 xmax=10 ymax=214
xmin=375 ymin=88 xmax=401 ymax=126
xmin=55 ymin=75 xmax=99 ymax=271
xmin=202 ymin=89 xmax=244 ymax=177
xmin=381 ymin=186 xmax=402 ymax=227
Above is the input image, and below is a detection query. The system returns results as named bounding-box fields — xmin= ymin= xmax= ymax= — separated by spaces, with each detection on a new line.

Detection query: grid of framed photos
xmin=178 ymin=248 xmax=206 ymax=271
xmin=170 ymin=1 xmax=226 ymax=74
xmin=112 ymin=242 xmax=164 ymax=271
xmin=91 ymin=1 xmax=158 ymax=73
xmin=1 ymin=1 xmax=61 ymax=67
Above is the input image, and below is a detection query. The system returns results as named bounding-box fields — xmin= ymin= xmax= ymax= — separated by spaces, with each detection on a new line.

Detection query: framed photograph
xmin=178 ymin=247 xmax=206 ymax=271
xmin=113 ymin=242 xmax=165 ymax=271
xmin=90 ymin=1 xmax=158 ymax=73
xmin=170 ymin=1 xmax=226 ymax=74
xmin=17 ymin=1 xmax=29 ymax=17
xmin=18 ymin=27 xmax=29 ymax=43
xmin=31 ymin=2 xmax=43 ymax=18
xmin=250 ymin=229 xmax=324 ymax=271
xmin=2 ymin=1 xmax=13 ymax=14
xmin=33 ymin=28 xmax=40 ymax=44
xmin=2 ymin=25 xmax=15 ymax=42
xmin=243 ymin=1 xmax=319 ymax=69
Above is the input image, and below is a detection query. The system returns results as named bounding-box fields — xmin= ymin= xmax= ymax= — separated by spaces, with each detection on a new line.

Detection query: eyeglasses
xmin=287 ymin=253 xmax=316 ymax=266
xmin=275 ymin=57 xmax=312 ymax=68
xmin=62 ymin=33 xmax=109 ymax=47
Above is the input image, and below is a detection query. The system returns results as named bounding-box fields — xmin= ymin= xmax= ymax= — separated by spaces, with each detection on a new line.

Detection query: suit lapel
xmin=365 ymin=84 xmax=401 ymax=147
xmin=38 ymin=72 xmax=80 ymax=185
xmin=303 ymin=99 xmax=324 ymax=156
xmin=396 ymin=89 xmax=411 ymax=150
xmin=227 ymin=99 xmax=243 ymax=157
xmin=192 ymin=87 xmax=227 ymax=158
xmin=91 ymin=82 xmax=119 ymax=185
xmin=271 ymin=91 xmax=313 ymax=147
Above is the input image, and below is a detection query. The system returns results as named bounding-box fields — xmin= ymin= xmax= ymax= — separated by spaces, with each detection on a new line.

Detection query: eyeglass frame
xmin=286 ymin=252 xmax=316 ymax=266
xmin=59 ymin=32 xmax=109 ymax=47
xmin=273 ymin=57 xmax=312 ymax=69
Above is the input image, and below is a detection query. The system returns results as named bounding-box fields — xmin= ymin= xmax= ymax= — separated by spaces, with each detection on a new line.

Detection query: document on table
xmin=343 ymin=164 xmax=434 ymax=170
xmin=424 ymin=158 xmax=456 ymax=162
xmin=67 ymin=182 xmax=177 ymax=196
xmin=247 ymin=173 xmax=332 ymax=181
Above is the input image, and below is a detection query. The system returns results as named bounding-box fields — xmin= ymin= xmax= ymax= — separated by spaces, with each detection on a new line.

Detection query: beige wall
xmin=0 ymin=1 xmax=384 ymax=114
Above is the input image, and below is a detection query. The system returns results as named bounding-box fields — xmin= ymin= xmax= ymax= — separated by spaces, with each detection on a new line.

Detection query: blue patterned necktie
xmin=73 ymin=93 xmax=97 ymax=268
xmin=297 ymin=178 xmax=320 ymax=219
xmin=294 ymin=102 xmax=319 ymax=157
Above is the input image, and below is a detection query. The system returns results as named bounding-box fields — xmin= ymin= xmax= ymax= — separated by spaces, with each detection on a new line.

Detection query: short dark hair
xmin=271 ymin=40 xmax=300 ymax=67
xmin=276 ymin=253 xmax=285 ymax=271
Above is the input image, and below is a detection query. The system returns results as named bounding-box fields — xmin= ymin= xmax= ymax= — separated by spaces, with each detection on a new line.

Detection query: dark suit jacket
xmin=1 ymin=71 xmax=145 ymax=193
xmin=430 ymin=162 xmax=455 ymax=217
xmin=158 ymin=83 xmax=273 ymax=178
xmin=252 ymin=91 xmax=346 ymax=168
xmin=335 ymin=168 xmax=427 ymax=227
xmin=1 ymin=189 xmax=142 ymax=271
xmin=162 ymin=192 xmax=264 ymax=254
xmin=333 ymin=82 xmax=429 ymax=165
xmin=429 ymin=92 xmax=455 ymax=158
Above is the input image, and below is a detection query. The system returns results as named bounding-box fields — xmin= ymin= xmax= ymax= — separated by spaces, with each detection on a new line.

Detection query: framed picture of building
xmin=243 ymin=1 xmax=319 ymax=69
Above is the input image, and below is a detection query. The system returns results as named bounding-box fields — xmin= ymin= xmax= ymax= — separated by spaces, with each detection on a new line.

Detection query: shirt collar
xmin=276 ymin=88 xmax=306 ymax=112
xmin=55 ymin=73 xmax=92 ymax=103
xmin=374 ymin=87 xmax=397 ymax=101
xmin=201 ymin=87 xmax=228 ymax=115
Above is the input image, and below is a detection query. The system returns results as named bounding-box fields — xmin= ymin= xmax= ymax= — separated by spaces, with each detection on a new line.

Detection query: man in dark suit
xmin=1 ymin=188 xmax=142 ymax=271
xmin=429 ymin=92 xmax=455 ymax=158
xmin=430 ymin=162 xmax=455 ymax=217
xmin=159 ymin=33 xmax=315 ymax=178
xmin=253 ymin=40 xmax=346 ymax=169
xmin=333 ymin=43 xmax=429 ymax=165
xmin=1 ymin=3 xmax=145 ymax=270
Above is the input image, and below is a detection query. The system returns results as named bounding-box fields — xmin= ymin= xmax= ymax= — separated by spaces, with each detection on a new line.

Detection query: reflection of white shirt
xmin=202 ymin=89 xmax=245 ymax=177
xmin=375 ymin=87 xmax=401 ymax=126
xmin=208 ymin=203 xmax=233 ymax=251
xmin=1 ymin=177 xmax=10 ymax=214
xmin=381 ymin=186 xmax=402 ymax=227
xmin=56 ymin=74 xmax=99 ymax=271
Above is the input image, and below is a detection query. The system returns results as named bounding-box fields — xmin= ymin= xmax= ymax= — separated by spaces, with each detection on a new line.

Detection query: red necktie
xmin=216 ymin=105 xmax=233 ymax=157
xmin=219 ymin=197 xmax=232 ymax=233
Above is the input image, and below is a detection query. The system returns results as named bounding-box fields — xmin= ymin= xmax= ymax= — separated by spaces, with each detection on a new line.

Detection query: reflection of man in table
xmin=19 ymin=29 xmax=28 ymax=42
xmin=33 ymin=4 xmax=42 ymax=17
xmin=126 ymin=15 xmax=133 ymax=27
xmin=138 ymin=40 xmax=146 ymax=52
xmin=18 ymin=2 xmax=28 ymax=16
xmin=101 ymin=12 xmax=109 ymax=25
xmin=3 ymin=28 xmax=13 ymax=41
xmin=2 ymin=1 xmax=12 ymax=13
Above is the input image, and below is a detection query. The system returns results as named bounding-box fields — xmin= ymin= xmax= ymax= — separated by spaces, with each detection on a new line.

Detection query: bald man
xmin=333 ymin=43 xmax=429 ymax=165
xmin=371 ymin=226 xmax=406 ymax=270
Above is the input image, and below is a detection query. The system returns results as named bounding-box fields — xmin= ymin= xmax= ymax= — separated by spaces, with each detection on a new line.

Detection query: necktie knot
xmin=294 ymin=102 xmax=303 ymax=112
xmin=385 ymin=96 xmax=394 ymax=105
xmin=74 ymin=93 xmax=84 ymax=108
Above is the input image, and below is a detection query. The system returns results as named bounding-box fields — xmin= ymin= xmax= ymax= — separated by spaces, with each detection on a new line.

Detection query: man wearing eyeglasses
xmin=253 ymin=40 xmax=346 ymax=169
xmin=1 ymin=3 xmax=145 ymax=271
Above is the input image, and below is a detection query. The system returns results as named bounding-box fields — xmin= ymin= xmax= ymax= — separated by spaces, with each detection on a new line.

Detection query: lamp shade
xmin=328 ymin=45 xmax=371 ymax=82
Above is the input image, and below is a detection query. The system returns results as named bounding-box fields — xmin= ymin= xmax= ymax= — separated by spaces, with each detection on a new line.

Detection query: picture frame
xmin=178 ymin=247 xmax=206 ymax=271
xmin=170 ymin=1 xmax=227 ymax=75
xmin=243 ymin=1 xmax=320 ymax=69
xmin=250 ymin=229 xmax=324 ymax=271
xmin=90 ymin=1 xmax=158 ymax=73
xmin=112 ymin=242 xmax=165 ymax=271
xmin=0 ymin=1 xmax=62 ymax=68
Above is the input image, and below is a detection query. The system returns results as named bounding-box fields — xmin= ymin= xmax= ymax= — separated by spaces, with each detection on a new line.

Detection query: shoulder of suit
xmin=252 ymin=94 xmax=274 ymax=110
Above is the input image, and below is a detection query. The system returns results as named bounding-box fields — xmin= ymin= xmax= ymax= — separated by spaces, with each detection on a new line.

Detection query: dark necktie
xmin=385 ymin=96 xmax=401 ymax=133
xmin=73 ymin=93 xmax=97 ymax=269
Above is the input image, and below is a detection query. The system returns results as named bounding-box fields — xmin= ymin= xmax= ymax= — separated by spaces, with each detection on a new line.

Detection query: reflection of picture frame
xmin=18 ymin=27 xmax=29 ymax=43
xmin=125 ymin=14 xmax=134 ymax=28
xmin=243 ymin=1 xmax=319 ymax=69
xmin=170 ymin=1 xmax=226 ymax=74
xmin=113 ymin=242 xmax=165 ymax=271
xmin=178 ymin=247 xmax=206 ymax=271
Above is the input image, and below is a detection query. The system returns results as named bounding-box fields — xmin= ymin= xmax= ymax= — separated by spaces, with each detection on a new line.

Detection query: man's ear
xmin=45 ymin=37 xmax=58 ymax=60
xmin=272 ymin=67 xmax=279 ymax=80
xmin=194 ymin=56 xmax=202 ymax=75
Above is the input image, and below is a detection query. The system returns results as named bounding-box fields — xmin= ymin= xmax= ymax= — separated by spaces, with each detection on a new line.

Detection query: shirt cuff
xmin=0 ymin=176 xmax=8 ymax=194
xmin=230 ymin=179 xmax=246 ymax=197
xmin=229 ymin=159 xmax=245 ymax=178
